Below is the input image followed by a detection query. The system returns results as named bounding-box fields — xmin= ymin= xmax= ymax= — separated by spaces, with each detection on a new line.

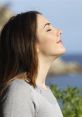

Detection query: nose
xmin=59 ymin=29 xmax=62 ymax=35
xmin=57 ymin=28 xmax=63 ymax=36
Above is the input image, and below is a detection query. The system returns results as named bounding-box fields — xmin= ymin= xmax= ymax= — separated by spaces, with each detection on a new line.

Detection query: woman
xmin=0 ymin=11 xmax=66 ymax=117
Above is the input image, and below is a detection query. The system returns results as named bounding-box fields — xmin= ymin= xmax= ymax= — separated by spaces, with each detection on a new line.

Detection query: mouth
xmin=56 ymin=40 xmax=62 ymax=44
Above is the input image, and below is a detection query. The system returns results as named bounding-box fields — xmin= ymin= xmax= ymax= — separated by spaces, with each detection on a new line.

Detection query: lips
xmin=56 ymin=40 xmax=62 ymax=43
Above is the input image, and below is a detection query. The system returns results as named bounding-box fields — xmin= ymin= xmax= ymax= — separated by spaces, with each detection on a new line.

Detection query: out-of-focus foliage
xmin=50 ymin=84 xmax=82 ymax=117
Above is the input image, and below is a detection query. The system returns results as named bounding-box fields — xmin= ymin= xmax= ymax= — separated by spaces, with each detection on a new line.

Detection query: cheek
xmin=39 ymin=35 xmax=57 ymax=53
xmin=43 ymin=34 xmax=57 ymax=48
xmin=37 ymin=32 xmax=66 ymax=56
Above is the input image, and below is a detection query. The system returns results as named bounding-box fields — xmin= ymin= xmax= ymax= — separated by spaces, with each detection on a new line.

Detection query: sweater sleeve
xmin=2 ymin=81 xmax=35 ymax=117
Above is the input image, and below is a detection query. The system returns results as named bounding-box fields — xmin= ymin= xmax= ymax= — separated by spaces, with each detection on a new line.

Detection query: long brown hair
xmin=0 ymin=11 xmax=41 ymax=96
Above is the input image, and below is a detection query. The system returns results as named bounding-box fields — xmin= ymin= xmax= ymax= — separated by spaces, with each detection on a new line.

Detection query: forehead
xmin=36 ymin=14 xmax=50 ymax=30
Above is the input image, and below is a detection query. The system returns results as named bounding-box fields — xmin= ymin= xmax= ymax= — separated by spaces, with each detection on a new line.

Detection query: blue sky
xmin=0 ymin=0 xmax=82 ymax=54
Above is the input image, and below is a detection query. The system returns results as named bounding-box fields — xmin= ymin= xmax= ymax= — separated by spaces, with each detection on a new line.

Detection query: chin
xmin=60 ymin=47 xmax=66 ymax=55
xmin=53 ymin=47 xmax=66 ymax=57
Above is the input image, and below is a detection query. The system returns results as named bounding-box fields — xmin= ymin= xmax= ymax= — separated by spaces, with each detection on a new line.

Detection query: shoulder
xmin=0 ymin=79 xmax=33 ymax=104
xmin=7 ymin=79 xmax=32 ymax=97
xmin=2 ymin=79 xmax=35 ymax=108
xmin=1 ymin=79 xmax=36 ymax=116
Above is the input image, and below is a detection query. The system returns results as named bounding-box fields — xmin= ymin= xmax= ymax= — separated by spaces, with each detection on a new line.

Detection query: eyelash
xmin=46 ymin=29 xmax=52 ymax=32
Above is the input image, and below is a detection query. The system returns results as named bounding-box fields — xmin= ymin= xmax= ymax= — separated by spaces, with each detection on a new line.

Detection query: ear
xmin=35 ymin=43 xmax=40 ymax=53
xmin=37 ymin=48 xmax=39 ymax=53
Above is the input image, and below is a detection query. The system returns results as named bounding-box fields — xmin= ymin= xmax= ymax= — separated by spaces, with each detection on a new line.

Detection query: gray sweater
xmin=0 ymin=79 xmax=63 ymax=117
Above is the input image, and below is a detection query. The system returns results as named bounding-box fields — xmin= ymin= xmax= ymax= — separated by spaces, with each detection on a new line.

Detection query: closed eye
xmin=46 ymin=29 xmax=52 ymax=32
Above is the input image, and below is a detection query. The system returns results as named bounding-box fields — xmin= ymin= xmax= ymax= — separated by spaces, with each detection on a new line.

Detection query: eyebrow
xmin=43 ymin=22 xmax=51 ymax=29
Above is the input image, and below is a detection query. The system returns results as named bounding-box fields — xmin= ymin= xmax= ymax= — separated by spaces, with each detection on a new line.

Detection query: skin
xmin=35 ymin=14 xmax=66 ymax=90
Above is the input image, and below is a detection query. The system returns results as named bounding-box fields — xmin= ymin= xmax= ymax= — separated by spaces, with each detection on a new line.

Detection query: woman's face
xmin=36 ymin=14 xmax=66 ymax=57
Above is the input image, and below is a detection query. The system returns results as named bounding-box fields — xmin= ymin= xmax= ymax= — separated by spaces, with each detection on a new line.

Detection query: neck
xmin=35 ymin=54 xmax=57 ymax=88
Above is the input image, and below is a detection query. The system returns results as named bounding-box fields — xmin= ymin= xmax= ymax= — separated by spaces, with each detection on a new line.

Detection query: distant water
xmin=46 ymin=54 xmax=82 ymax=89
xmin=61 ymin=54 xmax=82 ymax=66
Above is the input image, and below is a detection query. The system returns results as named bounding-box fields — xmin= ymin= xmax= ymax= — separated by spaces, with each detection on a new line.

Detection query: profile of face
xmin=36 ymin=14 xmax=66 ymax=58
